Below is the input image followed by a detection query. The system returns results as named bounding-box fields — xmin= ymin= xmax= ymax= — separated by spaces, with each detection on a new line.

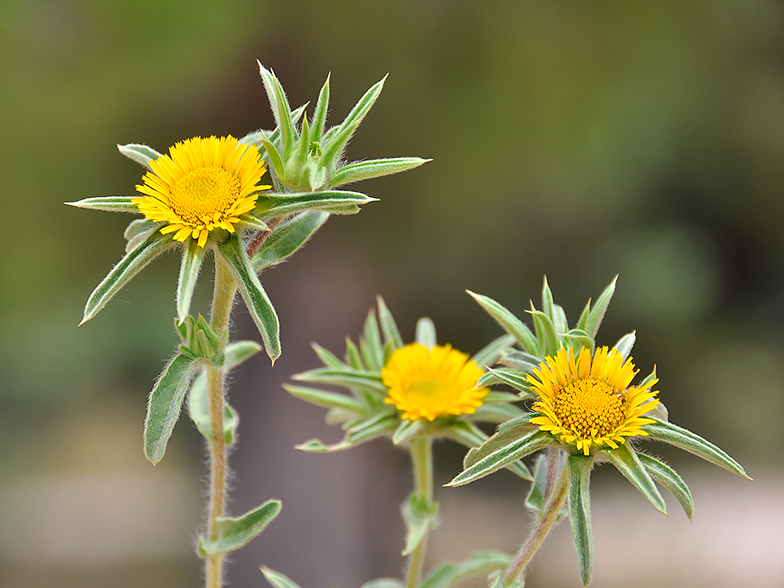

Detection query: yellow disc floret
xmin=527 ymin=347 xmax=659 ymax=455
xmin=382 ymin=343 xmax=489 ymax=421
xmin=133 ymin=136 xmax=270 ymax=248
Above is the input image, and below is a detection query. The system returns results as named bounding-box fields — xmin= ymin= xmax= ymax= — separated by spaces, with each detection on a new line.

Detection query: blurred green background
xmin=2 ymin=0 xmax=783 ymax=587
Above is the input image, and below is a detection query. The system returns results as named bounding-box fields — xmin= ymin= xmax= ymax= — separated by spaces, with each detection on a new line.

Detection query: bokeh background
xmin=2 ymin=1 xmax=783 ymax=587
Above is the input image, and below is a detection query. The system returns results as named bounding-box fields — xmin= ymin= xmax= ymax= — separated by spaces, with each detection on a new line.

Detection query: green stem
xmin=205 ymin=253 xmax=238 ymax=588
xmin=502 ymin=449 xmax=569 ymax=586
xmin=405 ymin=436 xmax=434 ymax=588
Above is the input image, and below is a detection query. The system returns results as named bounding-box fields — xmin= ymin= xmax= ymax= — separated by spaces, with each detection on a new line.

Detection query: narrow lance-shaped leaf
xmin=255 ymin=190 xmax=374 ymax=218
xmin=217 ymin=236 xmax=280 ymax=362
xmin=467 ymin=291 xmax=539 ymax=355
xmin=361 ymin=310 xmax=384 ymax=370
xmin=471 ymin=334 xmax=516 ymax=369
xmin=604 ymin=444 xmax=667 ymax=514
xmin=251 ymin=210 xmax=329 ymax=270
xmin=448 ymin=430 xmax=550 ymax=486
xmin=144 ymin=353 xmax=195 ymax=464
xmin=177 ymin=240 xmax=207 ymax=322
xmin=415 ymin=317 xmax=437 ymax=349
xmin=80 ymin=231 xmax=175 ymax=324
xmin=258 ymin=62 xmax=296 ymax=157
xmin=419 ymin=551 xmax=512 ymax=588
xmin=361 ymin=579 xmax=404 ymax=588
xmin=528 ymin=309 xmax=557 ymax=357
xmin=292 ymin=367 xmax=386 ymax=394
xmin=584 ymin=276 xmax=617 ymax=338
xmin=283 ymin=384 xmax=364 ymax=413
xmin=335 ymin=75 xmax=386 ymax=137
xmin=638 ymin=453 xmax=694 ymax=520
xmin=310 ymin=73 xmax=330 ymax=141
xmin=401 ymin=493 xmax=439 ymax=555
xmin=259 ymin=137 xmax=286 ymax=183
xmin=330 ymin=157 xmax=430 ymax=187
xmin=376 ymin=296 xmax=404 ymax=350
xmin=124 ymin=218 xmax=160 ymax=253
xmin=541 ymin=276 xmax=555 ymax=322
xmin=294 ymin=114 xmax=311 ymax=168
xmin=239 ymin=104 xmax=306 ymax=148
xmin=310 ymin=342 xmax=344 ymax=368
xmin=318 ymin=121 xmax=359 ymax=168
xmin=117 ymin=143 xmax=163 ymax=170
xmin=479 ymin=366 xmax=537 ymax=399
xmin=642 ymin=417 xmax=749 ymax=478
xmin=568 ymin=454 xmax=594 ymax=587
xmin=392 ymin=419 xmax=426 ymax=446
xmin=440 ymin=421 xmax=532 ymax=480
xmin=198 ymin=499 xmax=282 ymax=556
xmin=261 ymin=567 xmax=303 ymax=588
xmin=614 ymin=331 xmax=636 ymax=360
xmin=66 ymin=196 xmax=138 ymax=213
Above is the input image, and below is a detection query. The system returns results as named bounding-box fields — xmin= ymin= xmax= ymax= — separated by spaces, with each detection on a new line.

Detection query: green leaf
xmin=638 ymin=453 xmax=694 ymax=520
xmin=330 ymin=157 xmax=430 ymax=187
xmin=604 ymin=444 xmax=667 ymax=514
xmin=251 ymin=211 xmax=329 ymax=270
xmin=467 ymin=291 xmax=539 ymax=355
xmin=584 ymin=276 xmax=617 ymax=339
xmin=419 ymin=551 xmax=512 ymax=588
xmin=144 ymin=354 xmax=195 ymax=464
xmin=528 ymin=309 xmax=557 ymax=357
xmin=176 ymin=240 xmax=207 ymax=322
xmin=345 ymin=337 xmax=364 ymax=369
xmin=66 ymin=196 xmax=138 ymax=213
xmin=261 ymin=567 xmax=302 ymax=588
xmin=392 ymin=419 xmax=426 ymax=446
xmin=541 ymin=276 xmax=555 ymax=322
xmin=117 ymin=143 xmax=163 ymax=170
xmin=294 ymin=114 xmax=311 ymax=169
xmin=471 ymin=334 xmax=516 ymax=369
xmin=401 ymin=493 xmax=439 ymax=555
xmin=310 ymin=342 xmax=344 ymax=368
xmin=319 ymin=122 xmax=358 ymax=169
xmin=361 ymin=310 xmax=385 ymax=370
xmin=525 ymin=453 xmax=548 ymax=514
xmin=217 ymin=236 xmax=280 ymax=362
xmin=614 ymin=331 xmax=636 ymax=360
xmin=448 ymin=430 xmax=550 ymax=486
xmin=224 ymin=340 xmax=263 ymax=369
xmin=563 ymin=328 xmax=594 ymax=352
xmin=258 ymin=63 xmax=296 ymax=158
xmin=415 ymin=317 xmax=437 ymax=349
xmin=292 ymin=367 xmax=386 ymax=394
xmin=479 ymin=367 xmax=536 ymax=399
xmin=360 ymin=579 xmax=404 ymax=588
xmin=497 ymin=349 xmax=542 ymax=372
xmin=123 ymin=219 xmax=160 ymax=253
xmin=376 ymin=296 xmax=404 ymax=350
xmin=187 ymin=371 xmax=239 ymax=445
xmin=259 ymin=137 xmax=286 ymax=183
xmin=567 ymin=454 xmax=594 ymax=587
xmin=310 ymin=73 xmax=331 ymax=140
xmin=81 ymin=231 xmax=174 ymax=324
xmin=255 ymin=190 xmax=375 ymax=218
xmin=335 ymin=75 xmax=386 ymax=138
xmin=471 ymin=402 xmax=525 ymax=425
xmin=283 ymin=384 xmax=364 ymax=413
xmin=440 ymin=421 xmax=532 ymax=480
xmin=642 ymin=418 xmax=749 ymax=478
xmin=296 ymin=412 xmax=398 ymax=452
xmin=198 ymin=500 xmax=282 ymax=556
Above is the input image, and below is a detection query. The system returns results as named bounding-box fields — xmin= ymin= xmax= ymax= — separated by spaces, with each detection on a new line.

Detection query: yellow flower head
xmin=527 ymin=346 xmax=659 ymax=456
xmin=133 ymin=136 xmax=270 ymax=248
xmin=381 ymin=343 xmax=488 ymax=421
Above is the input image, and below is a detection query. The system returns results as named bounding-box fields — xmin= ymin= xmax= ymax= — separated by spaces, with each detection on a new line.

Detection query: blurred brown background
xmin=1 ymin=1 xmax=783 ymax=587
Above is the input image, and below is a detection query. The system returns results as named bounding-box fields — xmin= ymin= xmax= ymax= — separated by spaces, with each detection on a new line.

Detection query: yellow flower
xmin=527 ymin=346 xmax=659 ymax=456
xmin=133 ymin=136 xmax=270 ymax=248
xmin=382 ymin=343 xmax=488 ymax=421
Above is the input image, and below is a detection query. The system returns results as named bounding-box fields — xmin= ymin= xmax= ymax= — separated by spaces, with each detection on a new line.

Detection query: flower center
xmin=553 ymin=377 xmax=628 ymax=438
xmin=407 ymin=376 xmax=450 ymax=400
xmin=169 ymin=166 xmax=240 ymax=224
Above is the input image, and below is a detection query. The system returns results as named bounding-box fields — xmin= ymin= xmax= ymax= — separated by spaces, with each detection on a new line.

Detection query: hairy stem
xmin=502 ymin=449 xmax=569 ymax=586
xmin=205 ymin=253 xmax=238 ymax=588
xmin=405 ymin=436 xmax=434 ymax=588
